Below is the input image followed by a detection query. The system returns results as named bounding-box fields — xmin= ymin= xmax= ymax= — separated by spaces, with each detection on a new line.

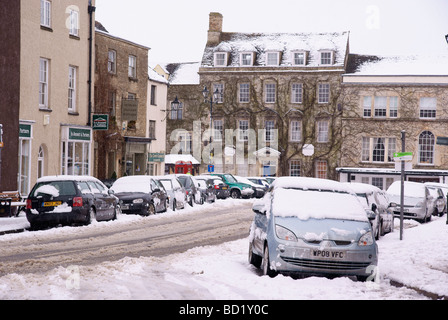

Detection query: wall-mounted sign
xmin=122 ymin=99 xmax=138 ymax=121
xmin=69 ymin=128 xmax=91 ymax=141
xmin=148 ymin=152 xmax=165 ymax=162
xmin=19 ymin=124 xmax=32 ymax=138
xmin=92 ymin=114 xmax=109 ymax=130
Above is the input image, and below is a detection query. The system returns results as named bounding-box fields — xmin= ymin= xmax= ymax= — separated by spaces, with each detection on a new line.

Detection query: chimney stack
xmin=207 ymin=12 xmax=223 ymax=45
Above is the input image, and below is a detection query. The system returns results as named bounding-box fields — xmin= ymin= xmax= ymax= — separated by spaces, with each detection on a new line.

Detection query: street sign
xmin=393 ymin=152 xmax=413 ymax=161
xmin=208 ymin=165 xmax=214 ymax=173
xmin=437 ymin=136 xmax=448 ymax=146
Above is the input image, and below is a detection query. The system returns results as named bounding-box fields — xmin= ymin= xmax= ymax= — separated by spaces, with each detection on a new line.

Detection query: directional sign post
xmin=393 ymin=152 xmax=413 ymax=161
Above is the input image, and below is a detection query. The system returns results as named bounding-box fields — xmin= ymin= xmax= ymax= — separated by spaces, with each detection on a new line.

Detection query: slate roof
xmin=201 ymin=31 xmax=350 ymax=68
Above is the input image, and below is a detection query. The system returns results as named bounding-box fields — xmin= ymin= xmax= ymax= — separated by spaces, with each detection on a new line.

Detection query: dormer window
xmin=240 ymin=52 xmax=254 ymax=66
xmin=292 ymin=51 xmax=307 ymax=66
xmin=266 ymin=52 xmax=280 ymax=66
xmin=319 ymin=51 xmax=334 ymax=65
xmin=214 ymin=52 xmax=228 ymax=67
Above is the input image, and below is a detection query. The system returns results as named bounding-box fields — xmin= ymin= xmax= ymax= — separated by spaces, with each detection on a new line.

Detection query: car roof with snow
xmin=36 ymin=175 xmax=101 ymax=183
xmin=272 ymin=177 xmax=353 ymax=193
xmin=343 ymin=182 xmax=381 ymax=194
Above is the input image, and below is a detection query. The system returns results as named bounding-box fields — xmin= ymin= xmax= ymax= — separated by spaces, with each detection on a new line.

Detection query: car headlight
xmin=133 ymin=198 xmax=144 ymax=204
xmin=275 ymin=225 xmax=297 ymax=242
xmin=415 ymin=201 xmax=424 ymax=208
xmin=358 ymin=231 xmax=374 ymax=246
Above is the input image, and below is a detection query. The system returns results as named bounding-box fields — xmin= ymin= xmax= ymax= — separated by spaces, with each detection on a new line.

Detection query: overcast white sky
xmin=95 ymin=0 xmax=448 ymax=65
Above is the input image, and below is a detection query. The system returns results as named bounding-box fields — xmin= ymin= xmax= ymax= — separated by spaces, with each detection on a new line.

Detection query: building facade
xmin=196 ymin=13 xmax=349 ymax=178
xmin=0 ymin=0 xmax=95 ymax=195
xmin=94 ymin=23 xmax=149 ymax=179
xmin=339 ymin=54 xmax=448 ymax=188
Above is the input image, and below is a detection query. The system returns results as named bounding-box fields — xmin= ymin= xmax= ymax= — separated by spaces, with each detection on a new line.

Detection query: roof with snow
xmin=201 ymin=31 xmax=350 ymax=68
xmin=164 ymin=62 xmax=200 ymax=85
xmin=345 ymin=54 xmax=448 ymax=76
xmin=148 ymin=67 xmax=169 ymax=85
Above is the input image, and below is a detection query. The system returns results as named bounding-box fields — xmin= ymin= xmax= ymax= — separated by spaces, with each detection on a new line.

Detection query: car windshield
xmin=31 ymin=181 xmax=77 ymax=197
xmin=111 ymin=177 xmax=152 ymax=193
xmin=223 ymin=174 xmax=237 ymax=183
xmin=159 ymin=180 xmax=173 ymax=190
xmin=271 ymin=187 xmax=367 ymax=222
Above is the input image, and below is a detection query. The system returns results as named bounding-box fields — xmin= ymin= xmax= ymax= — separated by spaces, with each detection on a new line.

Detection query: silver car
xmin=345 ymin=182 xmax=394 ymax=239
xmin=387 ymin=181 xmax=435 ymax=223
xmin=156 ymin=176 xmax=187 ymax=211
xmin=249 ymin=177 xmax=378 ymax=281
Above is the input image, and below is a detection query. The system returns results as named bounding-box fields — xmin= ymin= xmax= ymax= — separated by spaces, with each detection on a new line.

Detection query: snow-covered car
xmin=26 ymin=175 xmax=119 ymax=230
xmin=424 ymin=182 xmax=447 ymax=217
xmin=110 ymin=176 xmax=168 ymax=215
xmin=194 ymin=176 xmax=217 ymax=203
xmin=156 ymin=176 xmax=186 ymax=211
xmin=173 ymin=174 xmax=202 ymax=206
xmin=344 ymin=182 xmax=394 ymax=239
xmin=387 ymin=181 xmax=435 ymax=223
xmin=235 ymin=175 xmax=266 ymax=198
xmin=249 ymin=177 xmax=378 ymax=281
xmin=199 ymin=175 xmax=230 ymax=199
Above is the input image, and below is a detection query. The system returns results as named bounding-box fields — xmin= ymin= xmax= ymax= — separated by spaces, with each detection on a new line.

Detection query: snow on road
xmin=0 ymin=199 xmax=447 ymax=301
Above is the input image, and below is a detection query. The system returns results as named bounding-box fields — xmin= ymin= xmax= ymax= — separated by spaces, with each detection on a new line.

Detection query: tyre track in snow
xmin=0 ymin=201 xmax=254 ymax=276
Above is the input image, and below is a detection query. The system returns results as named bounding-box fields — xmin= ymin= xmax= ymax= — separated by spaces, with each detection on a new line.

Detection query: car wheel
xmin=88 ymin=207 xmax=96 ymax=224
xmin=262 ymin=244 xmax=277 ymax=277
xmin=230 ymin=189 xmax=240 ymax=199
xmin=248 ymin=242 xmax=262 ymax=268
xmin=147 ymin=203 xmax=156 ymax=216
xmin=113 ymin=205 xmax=120 ymax=220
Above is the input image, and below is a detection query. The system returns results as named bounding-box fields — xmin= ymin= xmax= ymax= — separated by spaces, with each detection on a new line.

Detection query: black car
xmin=110 ymin=176 xmax=168 ymax=215
xmin=26 ymin=175 xmax=119 ymax=230
xmin=199 ymin=175 xmax=230 ymax=199
xmin=194 ymin=177 xmax=217 ymax=203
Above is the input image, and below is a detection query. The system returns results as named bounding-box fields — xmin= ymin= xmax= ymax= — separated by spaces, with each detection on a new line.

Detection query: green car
xmin=210 ymin=173 xmax=254 ymax=199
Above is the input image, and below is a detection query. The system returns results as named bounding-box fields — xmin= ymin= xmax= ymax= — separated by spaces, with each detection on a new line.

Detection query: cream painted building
xmin=10 ymin=0 xmax=95 ymax=195
xmin=147 ymin=68 xmax=169 ymax=175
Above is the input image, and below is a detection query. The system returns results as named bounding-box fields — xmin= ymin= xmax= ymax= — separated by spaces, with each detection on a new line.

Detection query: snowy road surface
xmin=0 ymin=199 xmax=254 ymax=276
xmin=0 ymin=198 xmax=447 ymax=301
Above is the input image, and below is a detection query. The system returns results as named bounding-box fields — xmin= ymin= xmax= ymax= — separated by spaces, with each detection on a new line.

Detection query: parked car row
xmin=25 ymin=173 xmax=276 ymax=230
xmin=386 ymin=181 xmax=447 ymax=223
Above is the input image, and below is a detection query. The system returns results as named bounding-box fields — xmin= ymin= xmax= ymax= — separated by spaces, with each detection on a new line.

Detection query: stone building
xmin=0 ymin=0 xmax=96 ymax=195
xmin=338 ymin=54 xmax=448 ymax=188
xmin=94 ymin=22 xmax=149 ymax=179
xmin=196 ymin=12 xmax=350 ymax=178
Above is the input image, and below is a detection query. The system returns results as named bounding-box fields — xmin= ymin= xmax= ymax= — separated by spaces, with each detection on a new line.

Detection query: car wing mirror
xmin=108 ymin=189 xmax=115 ymax=195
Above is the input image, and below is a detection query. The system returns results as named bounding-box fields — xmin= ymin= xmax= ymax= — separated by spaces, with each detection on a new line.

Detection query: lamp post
xmin=202 ymin=86 xmax=222 ymax=166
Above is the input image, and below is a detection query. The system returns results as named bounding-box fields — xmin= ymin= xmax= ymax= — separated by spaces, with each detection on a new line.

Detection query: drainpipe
xmin=87 ymin=1 xmax=96 ymax=126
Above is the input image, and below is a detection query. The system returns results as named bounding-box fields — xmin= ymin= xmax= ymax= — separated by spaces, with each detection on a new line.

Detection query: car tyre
xmin=88 ymin=207 xmax=96 ymax=224
xmin=230 ymin=189 xmax=240 ymax=199
xmin=262 ymin=244 xmax=277 ymax=277
xmin=147 ymin=203 xmax=156 ymax=216
xmin=248 ymin=242 xmax=262 ymax=268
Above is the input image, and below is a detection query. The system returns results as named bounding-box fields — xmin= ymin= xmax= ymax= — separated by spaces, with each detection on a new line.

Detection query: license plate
xmin=313 ymin=250 xmax=345 ymax=259
xmin=222 ymin=187 xmax=228 ymax=190
xmin=121 ymin=204 xmax=129 ymax=210
xmin=43 ymin=201 xmax=62 ymax=207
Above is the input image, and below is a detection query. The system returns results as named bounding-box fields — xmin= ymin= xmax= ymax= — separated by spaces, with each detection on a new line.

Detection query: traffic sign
xmin=208 ymin=165 xmax=214 ymax=173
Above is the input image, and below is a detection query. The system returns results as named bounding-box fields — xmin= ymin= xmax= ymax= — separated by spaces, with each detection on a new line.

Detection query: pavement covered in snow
xmin=0 ymin=198 xmax=447 ymax=301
